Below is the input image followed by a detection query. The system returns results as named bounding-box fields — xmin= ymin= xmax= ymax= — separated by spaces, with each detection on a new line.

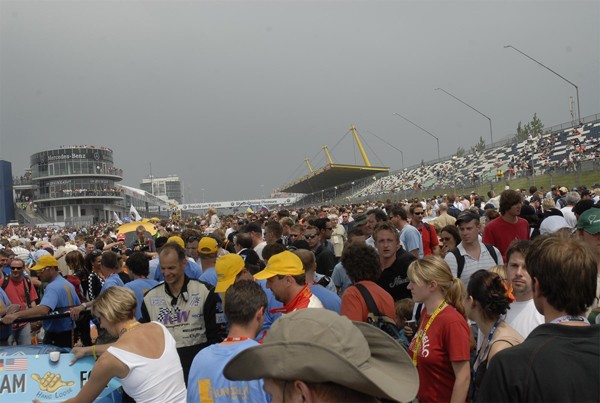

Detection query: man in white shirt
xmin=504 ymin=240 xmax=544 ymax=338
xmin=444 ymin=211 xmax=502 ymax=286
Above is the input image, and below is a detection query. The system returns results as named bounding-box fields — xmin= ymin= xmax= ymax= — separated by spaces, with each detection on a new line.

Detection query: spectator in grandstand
xmin=482 ymin=190 xmax=530 ymax=260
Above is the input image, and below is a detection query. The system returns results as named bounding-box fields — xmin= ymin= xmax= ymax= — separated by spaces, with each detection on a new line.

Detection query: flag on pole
xmin=129 ymin=205 xmax=142 ymax=222
xmin=112 ymin=211 xmax=123 ymax=225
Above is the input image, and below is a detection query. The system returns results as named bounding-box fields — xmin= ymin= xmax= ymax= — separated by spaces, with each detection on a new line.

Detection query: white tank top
xmin=107 ymin=321 xmax=186 ymax=402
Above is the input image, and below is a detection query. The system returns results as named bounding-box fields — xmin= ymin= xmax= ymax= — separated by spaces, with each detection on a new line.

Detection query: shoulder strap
xmin=450 ymin=248 xmax=466 ymax=280
xmin=484 ymin=243 xmax=499 ymax=265
xmin=354 ymin=283 xmax=382 ymax=316
xmin=23 ymin=277 xmax=32 ymax=308
xmin=423 ymin=222 xmax=431 ymax=232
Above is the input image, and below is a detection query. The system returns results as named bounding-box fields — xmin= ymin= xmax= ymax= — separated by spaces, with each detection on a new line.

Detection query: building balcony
xmin=32 ymin=167 xmax=124 ymax=181
xmin=35 ymin=190 xmax=124 ymax=203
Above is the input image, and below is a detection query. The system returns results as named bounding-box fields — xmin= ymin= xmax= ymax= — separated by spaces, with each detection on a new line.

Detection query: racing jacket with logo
xmin=140 ymin=276 xmax=224 ymax=376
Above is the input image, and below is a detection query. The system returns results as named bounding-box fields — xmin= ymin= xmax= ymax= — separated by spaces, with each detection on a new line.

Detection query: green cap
xmin=577 ymin=208 xmax=600 ymax=234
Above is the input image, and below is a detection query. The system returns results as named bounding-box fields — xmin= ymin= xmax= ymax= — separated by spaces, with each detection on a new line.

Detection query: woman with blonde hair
xmin=407 ymin=256 xmax=471 ymax=403
xmin=68 ymin=287 xmax=186 ymax=402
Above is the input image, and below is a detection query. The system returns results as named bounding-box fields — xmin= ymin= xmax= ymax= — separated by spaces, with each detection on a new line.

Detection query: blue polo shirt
xmin=149 ymin=258 xmax=202 ymax=281
xmin=309 ymin=285 xmax=341 ymax=313
xmin=125 ymin=278 xmax=159 ymax=320
xmin=198 ymin=267 xmax=217 ymax=288
xmin=100 ymin=273 xmax=124 ymax=295
xmin=41 ymin=275 xmax=81 ymax=333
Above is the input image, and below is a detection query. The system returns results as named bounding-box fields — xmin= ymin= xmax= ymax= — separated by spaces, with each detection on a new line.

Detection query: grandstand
xmin=286 ymin=115 xmax=600 ymax=207
xmin=279 ymin=125 xmax=389 ymax=194
xmin=354 ymin=115 xmax=600 ymax=199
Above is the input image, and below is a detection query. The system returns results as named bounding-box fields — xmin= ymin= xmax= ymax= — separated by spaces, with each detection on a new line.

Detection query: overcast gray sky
xmin=1 ymin=0 xmax=598 ymax=202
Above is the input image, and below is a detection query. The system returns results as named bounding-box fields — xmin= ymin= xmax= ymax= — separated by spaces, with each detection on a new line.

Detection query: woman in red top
xmin=340 ymin=243 xmax=396 ymax=322
xmin=407 ymin=256 xmax=471 ymax=403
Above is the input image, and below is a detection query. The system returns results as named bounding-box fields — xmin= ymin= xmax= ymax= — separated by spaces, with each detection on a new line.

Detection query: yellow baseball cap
xmin=167 ymin=235 xmax=185 ymax=249
xmin=30 ymin=255 xmax=59 ymax=271
xmin=198 ymin=237 xmax=218 ymax=255
xmin=215 ymin=254 xmax=246 ymax=293
xmin=254 ymin=251 xmax=304 ymax=280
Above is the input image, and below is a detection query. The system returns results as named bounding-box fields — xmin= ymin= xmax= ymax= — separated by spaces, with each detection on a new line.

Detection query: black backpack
xmin=354 ymin=283 xmax=404 ymax=343
xmin=450 ymin=244 xmax=499 ymax=280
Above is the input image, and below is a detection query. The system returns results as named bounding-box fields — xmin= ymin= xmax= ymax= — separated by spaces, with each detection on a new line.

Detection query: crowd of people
xmin=0 ymin=182 xmax=599 ymax=402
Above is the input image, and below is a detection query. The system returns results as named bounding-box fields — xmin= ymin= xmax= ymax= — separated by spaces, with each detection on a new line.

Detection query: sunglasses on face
xmin=413 ymin=212 xmax=424 ymax=215
xmin=10 ymin=266 xmax=23 ymax=271
xmin=305 ymin=234 xmax=318 ymax=239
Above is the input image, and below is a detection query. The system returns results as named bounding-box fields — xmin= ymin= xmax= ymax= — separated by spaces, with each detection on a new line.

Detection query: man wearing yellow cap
xmin=198 ymin=237 xmax=219 ymax=287
xmin=1 ymin=255 xmax=81 ymax=347
xmin=254 ymin=251 xmax=323 ymax=314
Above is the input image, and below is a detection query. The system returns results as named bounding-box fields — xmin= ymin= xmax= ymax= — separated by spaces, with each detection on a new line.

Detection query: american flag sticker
xmin=6 ymin=358 xmax=27 ymax=371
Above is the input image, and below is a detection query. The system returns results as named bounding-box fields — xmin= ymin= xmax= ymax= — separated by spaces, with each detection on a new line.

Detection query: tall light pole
xmin=504 ymin=44 xmax=581 ymax=124
xmin=435 ymin=87 xmax=494 ymax=146
xmin=393 ymin=112 xmax=440 ymax=160
xmin=367 ymin=130 xmax=404 ymax=169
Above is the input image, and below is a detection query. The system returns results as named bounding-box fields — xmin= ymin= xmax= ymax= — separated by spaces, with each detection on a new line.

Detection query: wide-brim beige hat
xmin=223 ymin=309 xmax=418 ymax=402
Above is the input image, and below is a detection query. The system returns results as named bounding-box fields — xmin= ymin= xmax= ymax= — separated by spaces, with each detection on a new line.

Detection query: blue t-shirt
xmin=150 ymin=258 xmax=202 ymax=281
xmin=309 ymin=285 xmax=341 ymax=313
xmin=41 ymin=275 xmax=81 ymax=333
xmin=198 ymin=267 xmax=217 ymax=288
xmin=125 ymin=278 xmax=159 ymax=320
xmin=0 ymin=288 xmax=12 ymax=339
xmin=331 ymin=262 xmax=353 ymax=295
xmin=100 ymin=273 xmax=124 ymax=295
xmin=187 ymin=339 xmax=269 ymax=403
xmin=400 ymin=225 xmax=424 ymax=259
xmin=256 ymin=280 xmax=283 ymax=341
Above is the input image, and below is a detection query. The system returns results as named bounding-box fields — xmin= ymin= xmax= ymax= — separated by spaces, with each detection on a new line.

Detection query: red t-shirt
xmin=418 ymin=223 xmax=440 ymax=256
xmin=408 ymin=305 xmax=470 ymax=403
xmin=482 ymin=216 xmax=530 ymax=260
xmin=1 ymin=276 xmax=38 ymax=310
xmin=341 ymin=281 xmax=396 ymax=322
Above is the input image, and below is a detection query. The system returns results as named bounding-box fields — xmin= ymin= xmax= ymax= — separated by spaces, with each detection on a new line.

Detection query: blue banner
xmin=0 ymin=347 xmax=122 ymax=402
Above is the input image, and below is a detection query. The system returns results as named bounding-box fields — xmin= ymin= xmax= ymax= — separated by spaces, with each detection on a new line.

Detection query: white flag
xmin=129 ymin=205 xmax=142 ymax=222
xmin=112 ymin=211 xmax=123 ymax=225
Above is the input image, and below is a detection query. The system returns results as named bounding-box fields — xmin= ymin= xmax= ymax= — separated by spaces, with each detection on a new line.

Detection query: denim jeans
xmin=9 ymin=323 xmax=32 ymax=345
